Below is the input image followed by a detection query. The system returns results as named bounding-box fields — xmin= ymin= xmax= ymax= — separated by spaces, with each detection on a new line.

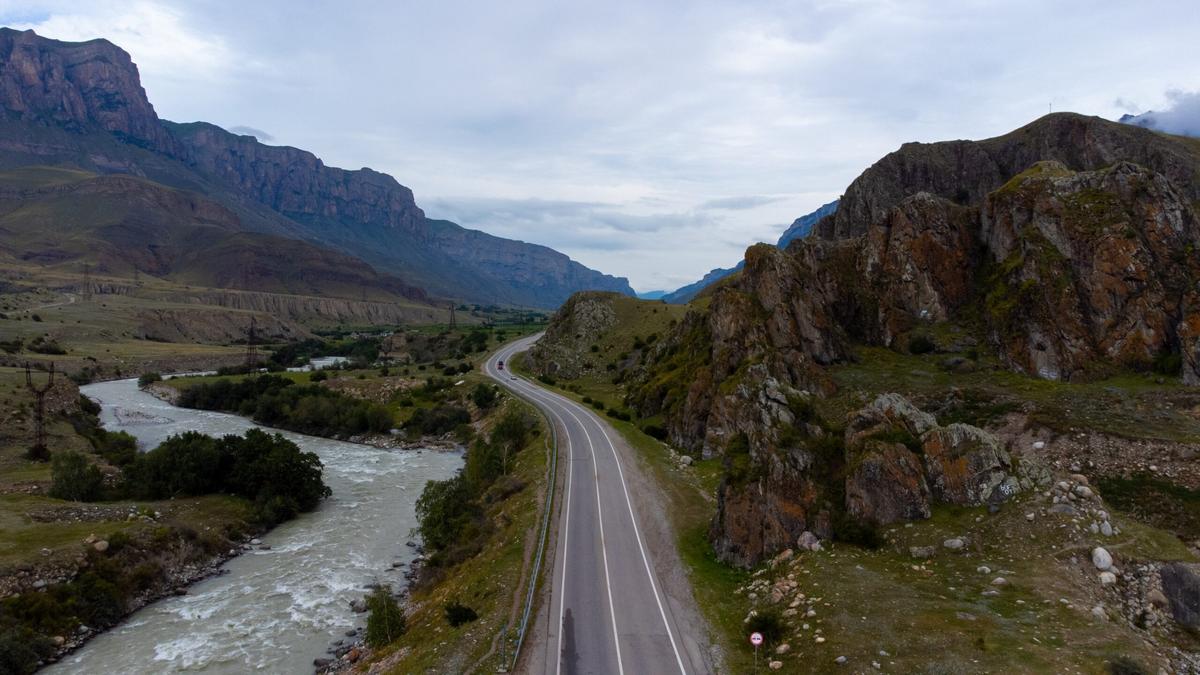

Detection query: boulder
xmin=921 ymin=423 xmax=1015 ymax=505
xmin=1159 ymin=563 xmax=1200 ymax=631
xmin=1092 ymin=547 xmax=1113 ymax=571
xmin=845 ymin=442 xmax=930 ymax=527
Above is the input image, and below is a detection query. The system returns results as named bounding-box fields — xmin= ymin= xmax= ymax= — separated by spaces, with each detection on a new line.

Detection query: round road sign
xmin=749 ymin=631 xmax=764 ymax=646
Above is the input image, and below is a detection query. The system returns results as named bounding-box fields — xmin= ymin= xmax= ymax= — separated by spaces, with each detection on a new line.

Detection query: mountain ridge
xmin=0 ymin=27 xmax=633 ymax=308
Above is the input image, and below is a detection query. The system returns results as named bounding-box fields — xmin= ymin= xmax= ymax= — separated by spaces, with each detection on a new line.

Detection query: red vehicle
xmin=498 ymin=360 xmax=505 ymax=370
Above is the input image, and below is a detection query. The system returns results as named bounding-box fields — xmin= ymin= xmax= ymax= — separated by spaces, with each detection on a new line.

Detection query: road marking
xmin=554 ymin=396 xmax=689 ymax=675
xmin=490 ymin=338 xmax=689 ymax=675
xmin=488 ymin=343 xmax=625 ymax=675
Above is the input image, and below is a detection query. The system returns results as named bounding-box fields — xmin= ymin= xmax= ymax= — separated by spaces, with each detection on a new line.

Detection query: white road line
xmin=487 ymin=345 xmax=626 ymax=675
xmin=492 ymin=341 xmax=688 ymax=674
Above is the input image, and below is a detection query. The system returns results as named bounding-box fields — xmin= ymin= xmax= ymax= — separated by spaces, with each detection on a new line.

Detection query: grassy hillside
xmin=0 ymin=166 xmax=430 ymax=304
xmin=525 ymin=293 xmax=1200 ymax=673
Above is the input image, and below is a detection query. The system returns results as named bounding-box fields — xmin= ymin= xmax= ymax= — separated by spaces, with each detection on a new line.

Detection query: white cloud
xmin=1 ymin=0 xmax=1197 ymax=291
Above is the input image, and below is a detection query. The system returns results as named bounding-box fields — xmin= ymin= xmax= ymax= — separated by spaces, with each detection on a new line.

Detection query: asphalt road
xmin=485 ymin=335 xmax=704 ymax=675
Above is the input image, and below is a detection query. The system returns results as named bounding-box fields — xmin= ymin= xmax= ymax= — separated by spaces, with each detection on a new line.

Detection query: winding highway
xmin=485 ymin=335 xmax=707 ymax=675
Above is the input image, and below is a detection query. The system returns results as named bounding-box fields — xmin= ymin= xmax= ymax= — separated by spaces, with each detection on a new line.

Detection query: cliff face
xmin=609 ymin=114 xmax=1200 ymax=566
xmin=0 ymin=28 xmax=177 ymax=154
xmin=816 ymin=113 xmax=1200 ymax=240
xmin=0 ymin=29 xmax=632 ymax=308
xmin=661 ymin=200 xmax=841 ymax=305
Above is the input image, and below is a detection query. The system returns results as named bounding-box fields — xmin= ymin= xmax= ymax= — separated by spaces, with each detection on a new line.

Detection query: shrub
xmin=444 ymin=600 xmax=478 ymax=627
xmin=907 ymin=334 xmax=936 ymax=355
xmin=49 ymin=451 xmax=104 ymax=501
xmin=1153 ymin=350 xmax=1183 ymax=376
xmin=96 ymin=430 xmax=138 ymax=468
xmin=0 ymin=627 xmax=53 ymax=675
xmin=310 ymin=370 xmax=329 ymax=382
xmin=471 ymin=383 xmax=497 ymax=409
xmin=137 ymin=372 xmax=162 ymax=387
xmin=126 ymin=429 xmax=330 ymax=525
xmin=27 ymin=336 xmax=64 ymax=354
xmin=365 ymin=587 xmax=407 ymax=647
xmin=642 ymin=424 xmax=667 ymax=440
xmin=1108 ymin=656 xmax=1152 ymax=675
xmin=405 ymin=405 xmax=471 ymax=437
xmin=746 ymin=607 xmax=787 ymax=645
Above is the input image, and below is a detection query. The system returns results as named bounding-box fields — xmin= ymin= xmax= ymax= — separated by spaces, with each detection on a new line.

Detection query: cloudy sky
xmin=2 ymin=0 xmax=1197 ymax=291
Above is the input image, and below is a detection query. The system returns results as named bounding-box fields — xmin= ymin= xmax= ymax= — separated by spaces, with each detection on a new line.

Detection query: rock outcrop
xmin=707 ymin=393 xmax=1046 ymax=566
xmin=597 ymin=114 xmax=1200 ymax=565
xmin=815 ymin=112 xmax=1200 ymax=241
xmin=981 ymin=161 xmax=1200 ymax=381
xmin=527 ymin=291 xmax=619 ymax=379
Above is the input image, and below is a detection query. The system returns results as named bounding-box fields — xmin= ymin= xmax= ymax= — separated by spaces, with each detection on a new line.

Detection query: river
xmin=46 ymin=378 xmax=461 ymax=674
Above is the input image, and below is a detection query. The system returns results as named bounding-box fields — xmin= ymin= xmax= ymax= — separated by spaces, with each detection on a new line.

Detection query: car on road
xmin=498 ymin=360 xmax=505 ymax=370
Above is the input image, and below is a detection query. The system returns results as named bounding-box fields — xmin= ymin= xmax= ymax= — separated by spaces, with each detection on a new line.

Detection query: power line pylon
xmin=245 ymin=316 xmax=259 ymax=370
xmin=81 ymin=263 xmax=93 ymax=302
xmin=449 ymin=304 xmax=457 ymax=330
xmin=25 ymin=361 xmax=55 ymax=461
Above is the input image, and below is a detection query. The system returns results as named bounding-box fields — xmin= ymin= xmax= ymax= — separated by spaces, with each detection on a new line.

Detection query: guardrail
xmin=495 ymin=350 xmax=557 ymax=672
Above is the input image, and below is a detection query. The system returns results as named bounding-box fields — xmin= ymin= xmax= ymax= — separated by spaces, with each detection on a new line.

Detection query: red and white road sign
xmin=749 ymin=632 xmax=764 ymax=646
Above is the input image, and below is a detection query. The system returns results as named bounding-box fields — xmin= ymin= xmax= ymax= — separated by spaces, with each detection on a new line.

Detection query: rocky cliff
xmin=0 ymin=29 xmax=632 ymax=308
xmin=563 ymin=113 xmax=1200 ymax=566
xmin=0 ymin=28 xmax=177 ymax=154
xmin=815 ymin=112 xmax=1200 ymax=240
xmin=661 ymin=200 xmax=840 ymax=304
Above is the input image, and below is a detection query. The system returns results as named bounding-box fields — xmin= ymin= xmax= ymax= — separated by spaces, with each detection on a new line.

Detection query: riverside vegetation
xmin=0 ymin=316 xmax=547 ymax=673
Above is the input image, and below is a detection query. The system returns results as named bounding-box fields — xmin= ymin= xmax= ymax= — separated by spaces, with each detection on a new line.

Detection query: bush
xmin=471 ymin=383 xmax=497 ymax=409
xmin=444 ymin=600 xmax=478 ymax=627
xmin=126 ymin=429 xmax=330 ymax=525
xmin=27 ymin=336 xmax=64 ymax=354
xmin=96 ymin=430 xmax=138 ymax=468
xmin=1153 ymin=350 xmax=1183 ymax=376
xmin=642 ymin=424 xmax=668 ymax=440
xmin=177 ymin=374 xmax=392 ymax=437
xmin=907 ymin=334 xmax=936 ymax=355
xmin=365 ymin=587 xmax=407 ymax=647
xmin=746 ymin=607 xmax=787 ymax=646
xmin=405 ymin=405 xmax=471 ymax=437
xmin=137 ymin=372 xmax=162 ymax=387
xmin=49 ymin=451 xmax=104 ymax=501
xmin=310 ymin=370 xmax=328 ymax=382
xmin=0 ymin=628 xmax=53 ymax=675
xmin=1108 ymin=656 xmax=1152 ymax=675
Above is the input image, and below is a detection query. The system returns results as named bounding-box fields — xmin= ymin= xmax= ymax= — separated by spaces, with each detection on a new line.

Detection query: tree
xmin=49 ymin=451 xmax=104 ymax=501
xmin=365 ymin=586 xmax=406 ymax=647
xmin=470 ymin=383 xmax=497 ymax=410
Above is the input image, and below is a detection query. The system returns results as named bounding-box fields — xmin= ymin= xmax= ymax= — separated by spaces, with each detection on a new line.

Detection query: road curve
xmin=485 ymin=335 xmax=706 ymax=675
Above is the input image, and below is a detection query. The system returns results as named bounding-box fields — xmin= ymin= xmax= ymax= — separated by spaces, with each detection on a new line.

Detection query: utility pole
xmin=25 ymin=361 xmax=55 ymax=461
xmin=245 ymin=316 xmax=258 ymax=370
xmin=81 ymin=263 xmax=92 ymax=302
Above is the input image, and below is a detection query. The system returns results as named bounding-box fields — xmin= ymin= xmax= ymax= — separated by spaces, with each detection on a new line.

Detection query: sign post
xmin=750 ymin=631 xmax=764 ymax=673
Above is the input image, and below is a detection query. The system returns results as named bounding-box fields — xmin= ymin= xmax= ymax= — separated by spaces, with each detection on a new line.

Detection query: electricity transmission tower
xmin=81 ymin=263 xmax=93 ymax=302
xmin=449 ymin=304 xmax=457 ymax=330
xmin=245 ymin=317 xmax=259 ymax=369
xmin=25 ymin=361 xmax=55 ymax=461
